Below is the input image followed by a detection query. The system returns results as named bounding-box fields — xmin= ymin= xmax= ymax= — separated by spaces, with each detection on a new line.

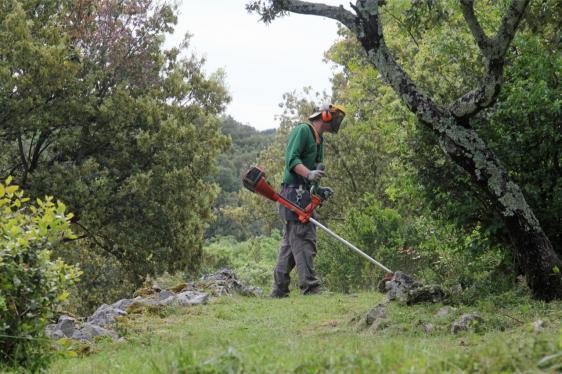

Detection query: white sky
xmin=167 ymin=0 xmax=347 ymax=130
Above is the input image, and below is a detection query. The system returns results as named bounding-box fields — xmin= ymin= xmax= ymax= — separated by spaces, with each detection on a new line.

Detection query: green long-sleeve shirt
xmin=282 ymin=123 xmax=324 ymax=186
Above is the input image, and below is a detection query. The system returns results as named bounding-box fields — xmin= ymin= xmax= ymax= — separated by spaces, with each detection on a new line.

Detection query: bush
xmin=201 ymin=232 xmax=280 ymax=288
xmin=316 ymin=195 xmax=516 ymax=299
xmin=57 ymin=242 xmax=136 ymax=316
xmin=0 ymin=178 xmax=80 ymax=371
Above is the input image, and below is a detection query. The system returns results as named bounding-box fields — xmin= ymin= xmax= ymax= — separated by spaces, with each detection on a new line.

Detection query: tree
xmin=247 ymin=0 xmax=562 ymax=300
xmin=0 ymin=0 xmax=230 ymax=306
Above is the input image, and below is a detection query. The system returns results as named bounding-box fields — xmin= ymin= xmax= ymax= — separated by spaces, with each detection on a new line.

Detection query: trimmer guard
xmin=242 ymin=166 xmax=265 ymax=193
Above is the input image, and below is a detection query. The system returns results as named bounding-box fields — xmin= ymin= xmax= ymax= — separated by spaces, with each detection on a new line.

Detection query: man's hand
xmin=306 ymin=169 xmax=325 ymax=182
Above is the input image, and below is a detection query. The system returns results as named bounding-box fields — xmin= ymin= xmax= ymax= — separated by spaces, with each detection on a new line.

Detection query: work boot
xmin=303 ymin=285 xmax=324 ymax=296
xmin=269 ymin=289 xmax=289 ymax=298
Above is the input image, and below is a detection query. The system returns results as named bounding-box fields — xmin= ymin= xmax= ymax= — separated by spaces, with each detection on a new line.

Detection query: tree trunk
xmin=433 ymin=116 xmax=562 ymax=300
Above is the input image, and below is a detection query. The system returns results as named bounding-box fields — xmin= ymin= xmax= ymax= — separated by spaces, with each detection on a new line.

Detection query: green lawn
xmin=50 ymin=292 xmax=562 ymax=373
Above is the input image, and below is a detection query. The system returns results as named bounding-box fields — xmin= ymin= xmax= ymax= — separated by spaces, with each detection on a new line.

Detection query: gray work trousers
xmin=272 ymin=220 xmax=320 ymax=295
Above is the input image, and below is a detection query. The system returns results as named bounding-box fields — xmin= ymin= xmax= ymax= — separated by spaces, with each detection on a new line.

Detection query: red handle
xmin=275 ymin=193 xmax=321 ymax=223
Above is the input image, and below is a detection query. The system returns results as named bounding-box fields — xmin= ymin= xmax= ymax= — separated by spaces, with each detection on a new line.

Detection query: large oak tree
xmin=247 ymin=0 xmax=562 ymax=300
xmin=0 ymin=0 xmax=230 ymax=308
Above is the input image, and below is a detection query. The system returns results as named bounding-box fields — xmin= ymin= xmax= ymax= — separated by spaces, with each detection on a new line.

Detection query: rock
xmin=415 ymin=320 xmax=435 ymax=334
xmin=83 ymin=322 xmax=114 ymax=338
xmin=47 ymin=314 xmax=118 ymax=341
xmin=532 ymin=319 xmax=546 ymax=332
xmin=197 ymin=268 xmax=262 ymax=297
xmin=56 ymin=315 xmax=76 ymax=338
xmin=377 ymin=273 xmax=395 ymax=293
xmin=151 ymin=284 xmax=162 ymax=293
xmin=158 ymin=290 xmax=176 ymax=301
xmin=87 ymin=304 xmax=127 ymax=328
xmin=436 ymin=306 xmax=456 ymax=317
xmin=407 ymin=285 xmax=446 ymax=304
xmin=451 ymin=313 xmax=484 ymax=334
xmin=385 ymin=271 xmax=445 ymax=305
xmin=355 ymin=304 xmax=388 ymax=332
xmin=137 ymin=298 xmax=159 ymax=306
xmin=365 ymin=304 xmax=386 ymax=325
xmin=423 ymin=322 xmax=434 ymax=333
xmin=45 ymin=323 xmax=64 ymax=340
xmin=71 ymin=323 xmax=115 ymax=341
xmin=111 ymin=298 xmax=135 ymax=311
xmin=386 ymin=271 xmax=420 ymax=302
xmin=175 ymin=291 xmax=208 ymax=306
xmin=158 ymin=295 xmax=177 ymax=306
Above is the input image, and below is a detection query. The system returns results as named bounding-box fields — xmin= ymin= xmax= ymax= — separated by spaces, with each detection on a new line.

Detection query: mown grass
xmin=50 ymin=292 xmax=562 ymax=373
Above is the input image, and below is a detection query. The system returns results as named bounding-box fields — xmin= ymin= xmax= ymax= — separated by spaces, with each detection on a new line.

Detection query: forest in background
xmin=0 ymin=0 xmax=560 ymax=371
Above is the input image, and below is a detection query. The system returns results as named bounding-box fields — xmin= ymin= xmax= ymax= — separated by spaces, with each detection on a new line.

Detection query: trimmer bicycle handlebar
xmin=242 ymin=166 xmax=393 ymax=274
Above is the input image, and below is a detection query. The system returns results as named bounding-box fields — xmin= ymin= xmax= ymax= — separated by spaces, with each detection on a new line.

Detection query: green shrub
xmin=316 ymin=195 xmax=516 ymax=299
xmin=0 ymin=178 xmax=80 ymax=371
xmin=57 ymin=242 xmax=136 ymax=316
xmin=201 ymin=232 xmax=280 ymax=288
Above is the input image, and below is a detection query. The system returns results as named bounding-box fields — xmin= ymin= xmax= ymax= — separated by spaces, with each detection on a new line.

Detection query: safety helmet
xmin=309 ymin=103 xmax=347 ymax=134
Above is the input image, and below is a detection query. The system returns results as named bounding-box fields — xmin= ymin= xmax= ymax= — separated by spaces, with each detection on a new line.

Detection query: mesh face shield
xmin=308 ymin=103 xmax=347 ymax=133
xmin=329 ymin=109 xmax=345 ymax=133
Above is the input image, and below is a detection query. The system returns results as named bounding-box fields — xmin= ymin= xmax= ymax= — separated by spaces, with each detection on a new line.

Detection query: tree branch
xmin=74 ymin=221 xmax=126 ymax=262
xmin=270 ymin=0 xmax=357 ymax=30
xmin=459 ymin=0 xmax=491 ymax=55
xmin=450 ymin=0 xmax=530 ymax=118
xmin=493 ymin=0 xmax=530 ymax=58
xmin=383 ymin=8 xmax=419 ymax=48
xmin=17 ymin=134 xmax=29 ymax=185
xmin=349 ymin=0 xmax=444 ymax=126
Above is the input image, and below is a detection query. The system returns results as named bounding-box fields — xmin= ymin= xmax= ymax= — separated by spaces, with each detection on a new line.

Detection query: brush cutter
xmin=242 ymin=166 xmax=393 ymax=274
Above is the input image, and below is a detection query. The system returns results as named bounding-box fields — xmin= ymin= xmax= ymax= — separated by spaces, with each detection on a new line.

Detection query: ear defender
xmin=321 ymin=110 xmax=333 ymax=122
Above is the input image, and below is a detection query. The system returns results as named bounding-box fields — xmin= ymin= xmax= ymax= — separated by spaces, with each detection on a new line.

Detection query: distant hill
xmin=214 ymin=116 xmax=275 ymax=194
xmin=206 ymin=116 xmax=275 ymax=238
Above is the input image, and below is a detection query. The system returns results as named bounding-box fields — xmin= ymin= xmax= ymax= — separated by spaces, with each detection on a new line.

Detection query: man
xmin=270 ymin=103 xmax=346 ymax=298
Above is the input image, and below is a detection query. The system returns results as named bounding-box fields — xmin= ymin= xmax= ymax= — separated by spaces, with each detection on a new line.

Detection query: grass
xmin=49 ymin=291 xmax=562 ymax=373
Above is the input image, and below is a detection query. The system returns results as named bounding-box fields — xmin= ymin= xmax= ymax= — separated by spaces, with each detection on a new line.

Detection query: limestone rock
xmin=56 ymin=315 xmax=76 ymax=338
xmin=451 ymin=313 xmax=484 ymax=334
xmin=45 ymin=323 xmax=64 ymax=340
xmin=175 ymin=291 xmax=208 ymax=306
xmin=532 ymin=319 xmax=546 ymax=332
xmin=158 ymin=290 xmax=176 ymax=301
xmin=197 ymin=268 xmax=262 ymax=297
xmin=111 ymin=298 xmax=135 ymax=311
xmin=87 ymin=304 xmax=127 ymax=328
xmin=385 ymin=271 xmax=445 ymax=305
xmin=423 ymin=322 xmax=434 ymax=333
xmin=365 ymin=304 xmax=387 ymax=325
xmin=71 ymin=323 xmax=115 ymax=341
xmin=157 ymin=295 xmax=177 ymax=306
xmin=355 ymin=303 xmax=388 ymax=332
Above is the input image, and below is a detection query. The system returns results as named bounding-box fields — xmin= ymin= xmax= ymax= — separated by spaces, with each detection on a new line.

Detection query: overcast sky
xmin=167 ymin=1 xmax=347 ymax=130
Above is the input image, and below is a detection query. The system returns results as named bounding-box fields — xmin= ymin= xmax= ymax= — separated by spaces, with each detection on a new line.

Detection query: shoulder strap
xmin=306 ymin=123 xmax=321 ymax=145
xmin=305 ymin=123 xmax=322 ymax=164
